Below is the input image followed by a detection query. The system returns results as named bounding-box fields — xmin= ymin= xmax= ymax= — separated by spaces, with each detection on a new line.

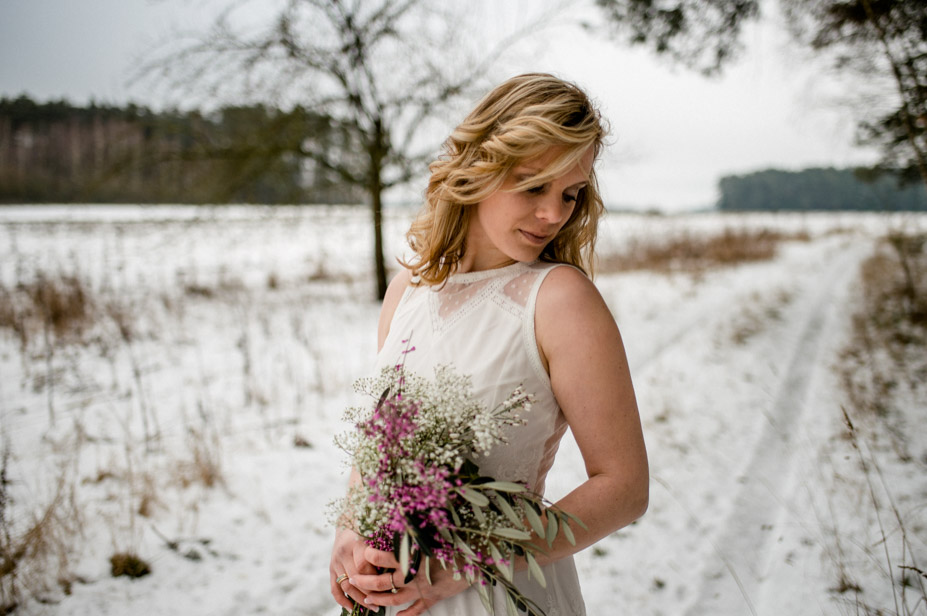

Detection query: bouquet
xmin=330 ymin=345 xmax=583 ymax=616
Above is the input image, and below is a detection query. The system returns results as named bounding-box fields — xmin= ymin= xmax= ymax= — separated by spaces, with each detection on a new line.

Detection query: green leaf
xmin=459 ymin=458 xmax=481 ymax=480
xmin=489 ymin=541 xmax=504 ymax=568
xmin=479 ymin=481 xmax=526 ymax=493
xmin=399 ymin=532 xmax=411 ymax=576
xmin=498 ymin=555 xmax=514 ymax=582
xmin=472 ymin=500 xmax=486 ymax=525
xmin=450 ymin=505 xmax=462 ymax=527
xmin=477 ymin=582 xmax=493 ymax=614
xmin=424 ymin=556 xmax=432 ymax=585
xmin=561 ymin=509 xmax=589 ymax=530
xmin=526 ymin=551 xmax=546 ymax=588
xmin=505 ymin=591 xmax=518 ymax=616
xmin=454 ymin=536 xmax=477 ymax=559
xmin=492 ymin=493 xmax=525 ymax=529
xmin=546 ymin=513 xmax=558 ymax=548
xmin=524 ymin=503 xmax=545 ymax=538
xmin=561 ymin=516 xmax=576 ymax=546
xmin=491 ymin=527 xmax=532 ymax=541
xmin=458 ymin=486 xmax=490 ymax=508
xmin=375 ymin=387 xmax=391 ymax=411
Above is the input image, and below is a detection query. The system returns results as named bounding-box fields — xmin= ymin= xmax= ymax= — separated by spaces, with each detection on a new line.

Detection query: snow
xmin=1 ymin=206 xmax=925 ymax=615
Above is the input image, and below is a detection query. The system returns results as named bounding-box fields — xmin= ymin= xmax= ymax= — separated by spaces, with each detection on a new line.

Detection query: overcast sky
xmin=0 ymin=0 xmax=882 ymax=211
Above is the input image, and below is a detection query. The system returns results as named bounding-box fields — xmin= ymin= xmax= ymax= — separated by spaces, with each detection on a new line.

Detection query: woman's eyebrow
xmin=511 ymin=169 xmax=588 ymax=189
xmin=512 ymin=170 xmax=542 ymax=182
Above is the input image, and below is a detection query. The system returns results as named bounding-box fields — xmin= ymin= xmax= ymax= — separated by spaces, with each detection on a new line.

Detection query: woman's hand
xmin=330 ymin=529 xmax=378 ymax=611
xmin=349 ymin=546 xmax=470 ymax=616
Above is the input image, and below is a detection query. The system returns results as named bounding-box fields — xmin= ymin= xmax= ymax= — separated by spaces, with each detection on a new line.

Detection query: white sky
xmin=0 ymin=0 xmax=881 ymax=211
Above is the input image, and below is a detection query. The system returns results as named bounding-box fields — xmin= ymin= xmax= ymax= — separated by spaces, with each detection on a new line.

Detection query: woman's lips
xmin=519 ymin=229 xmax=549 ymax=245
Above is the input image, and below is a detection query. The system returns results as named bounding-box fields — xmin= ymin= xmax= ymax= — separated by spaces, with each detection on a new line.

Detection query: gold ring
xmin=335 ymin=574 xmax=349 ymax=586
xmin=389 ymin=570 xmax=398 ymax=594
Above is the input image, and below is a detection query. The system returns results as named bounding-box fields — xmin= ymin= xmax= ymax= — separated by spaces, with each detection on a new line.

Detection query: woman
xmin=330 ymin=73 xmax=649 ymax=616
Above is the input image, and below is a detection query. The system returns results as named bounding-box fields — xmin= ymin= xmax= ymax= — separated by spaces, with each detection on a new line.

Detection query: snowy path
xmin=683 ymin=243 xmax=865 ymax=615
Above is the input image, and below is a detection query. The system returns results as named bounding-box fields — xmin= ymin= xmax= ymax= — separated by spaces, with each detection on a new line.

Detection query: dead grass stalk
xmin=832 ymin=230 xmax=927 ymax=615
xmin=0 ymin=445 xmax=82 ymax=612
xmin=598 ymin=227 xmax=810 ymax=275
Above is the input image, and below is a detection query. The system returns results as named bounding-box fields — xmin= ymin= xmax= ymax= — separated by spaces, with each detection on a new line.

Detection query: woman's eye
xmin=563 ymin=193 xmax=578 ymax=205
xmin=526 ymin=185 xmax=547 ymax=195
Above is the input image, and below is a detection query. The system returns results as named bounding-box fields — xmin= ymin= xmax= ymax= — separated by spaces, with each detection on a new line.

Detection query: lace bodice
xmin=376 ymin=261 xmax=586 ymax=616
xmin=376 ymin=261 xmax=568 ymax=495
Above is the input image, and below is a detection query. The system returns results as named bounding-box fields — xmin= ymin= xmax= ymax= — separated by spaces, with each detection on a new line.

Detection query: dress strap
xmin=521 ymin=263 xmax=584 ymax=385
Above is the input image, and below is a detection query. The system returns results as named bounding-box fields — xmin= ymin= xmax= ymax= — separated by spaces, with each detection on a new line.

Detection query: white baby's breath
xmin=330 ymin=360 xmax=582 ymax=616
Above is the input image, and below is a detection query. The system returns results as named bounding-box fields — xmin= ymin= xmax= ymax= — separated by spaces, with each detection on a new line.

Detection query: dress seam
xmin=522 ymin=263 xmax=573 ymax=388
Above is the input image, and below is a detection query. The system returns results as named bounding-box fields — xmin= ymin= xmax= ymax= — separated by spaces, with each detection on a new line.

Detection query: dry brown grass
xmin=728 ymin=288 xmax=794 ymax=346
xmin=174 ymin=427 xmax=224 ymax=490
xmin=109 ymin=552 xmax=151 ymax=578
xmin=0 ymin=273 xmax=95 ymax=349
xmin=0 ymin=451 xmax=81 ymax=612
xmin=103 ymin=299 xmax=135 ymax=343
xmin=599 ymin=227 xmax=810 ymax=275
xmin=839 ymin=232 xmax=927 ymax=425
xmin=831 ymin=231 xmax=927 ymax=615
xmin=25 ymin=274 xmax=92 ymax=339
xmin=0 ymin=286 xmax=24 ymax=347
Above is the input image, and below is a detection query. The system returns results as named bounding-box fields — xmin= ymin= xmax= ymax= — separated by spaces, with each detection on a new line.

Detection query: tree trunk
xmin=370 ymin=118 xmax=388 ymax=300
xmin=371 ymin=178 xmax=387 ymax=300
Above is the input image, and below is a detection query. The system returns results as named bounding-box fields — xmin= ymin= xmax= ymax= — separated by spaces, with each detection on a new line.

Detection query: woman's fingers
xmin=330 ymin=532 xmax=377 ymax=610
xmin=362 ymin=586 xmax=416 ymax=611
xmin=353 ymin=540 xmax=379 ymax=575
xmin=351 ymin=568 xmax=401 ymax=593
xmin=330 ymin=571 xmax=356 ymax=610
xmin=364 ymin=546 xmax=402 ymax=569
xmin=333 ymin=567 xmax=373 ymax=610
xmin=331 ymin=584 xmax=352 ymax=610
xmin=331 ymin=534 xmax=373 ymax=610
xmin=342 ymin=579 xmax=369 ymax=609
xmin=362 ymin=566 xmax=470 ymax=614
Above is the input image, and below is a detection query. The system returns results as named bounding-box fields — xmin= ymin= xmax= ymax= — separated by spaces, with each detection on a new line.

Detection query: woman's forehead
xmin=512 ymin=146 xmax=594 ymax=181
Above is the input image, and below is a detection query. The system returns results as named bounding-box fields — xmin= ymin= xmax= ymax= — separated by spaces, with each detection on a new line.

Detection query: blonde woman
xmin=330 ymin=73 xmax=649 ymax=616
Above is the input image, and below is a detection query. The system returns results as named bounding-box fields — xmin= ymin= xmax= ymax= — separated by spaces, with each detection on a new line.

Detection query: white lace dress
xmin=376 ymin=261 xmax=586 ymax=616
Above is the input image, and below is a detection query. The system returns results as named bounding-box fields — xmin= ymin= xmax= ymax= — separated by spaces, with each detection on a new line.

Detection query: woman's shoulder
xmin=533 ymin=263 xmax=616 ymax=374
xmin=535 ymin=263 xmax=613 ymax=332
xmin=534 ymin=262 xmax=599 ymax=303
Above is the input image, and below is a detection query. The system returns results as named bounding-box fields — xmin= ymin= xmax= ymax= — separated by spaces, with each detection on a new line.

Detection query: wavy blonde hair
xmin=403 ymin=73 xmax=608 ymax=285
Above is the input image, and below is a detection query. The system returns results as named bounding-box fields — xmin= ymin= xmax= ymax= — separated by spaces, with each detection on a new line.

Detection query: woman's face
xmin=463 ymin=146 xmax=593 ymax=272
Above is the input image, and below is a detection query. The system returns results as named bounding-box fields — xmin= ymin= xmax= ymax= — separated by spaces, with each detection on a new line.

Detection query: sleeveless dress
xmin=376 ymin=260 xmax=586 ymax=616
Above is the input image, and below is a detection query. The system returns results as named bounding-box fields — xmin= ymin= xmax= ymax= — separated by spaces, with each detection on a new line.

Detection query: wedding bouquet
xmin=330 ymin=347 xmax=583 ymax=616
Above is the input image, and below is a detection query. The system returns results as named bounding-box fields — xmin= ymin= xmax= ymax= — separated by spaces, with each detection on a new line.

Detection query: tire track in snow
xmin=623 ymin=242 xmax=841 ymax=375
xmin=683 ymin=244 xmax=865 ymax=616
xmin=628 ymin=278 xmax=774 ymax=375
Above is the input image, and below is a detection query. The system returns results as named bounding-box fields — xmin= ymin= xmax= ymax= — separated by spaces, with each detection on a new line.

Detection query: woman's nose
xmin=536 ymin=194 xmax=566 ymax=224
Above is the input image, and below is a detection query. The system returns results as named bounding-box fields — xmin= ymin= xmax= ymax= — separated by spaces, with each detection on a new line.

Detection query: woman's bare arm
xmin=533 ymin=265 xmax=649 ymax=563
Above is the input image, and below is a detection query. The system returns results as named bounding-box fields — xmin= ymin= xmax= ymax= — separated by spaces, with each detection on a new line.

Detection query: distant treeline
xmin=718 ymin=167 xmax=927 ymax=212
xmin=0 ymin=96 xmax=364 ymax=204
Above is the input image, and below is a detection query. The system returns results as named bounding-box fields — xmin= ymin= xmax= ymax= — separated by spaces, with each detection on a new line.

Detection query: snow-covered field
xmin=1 ymin=205 xmax=925 ymax=615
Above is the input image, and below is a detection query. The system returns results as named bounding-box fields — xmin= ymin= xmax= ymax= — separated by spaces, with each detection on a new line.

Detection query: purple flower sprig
xmin=331 ymin=354 xmax=584 ymax=616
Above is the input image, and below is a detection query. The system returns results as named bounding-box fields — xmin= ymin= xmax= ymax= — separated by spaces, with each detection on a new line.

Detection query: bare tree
xmin=138 ymin=0 xmax=526 ymax=298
